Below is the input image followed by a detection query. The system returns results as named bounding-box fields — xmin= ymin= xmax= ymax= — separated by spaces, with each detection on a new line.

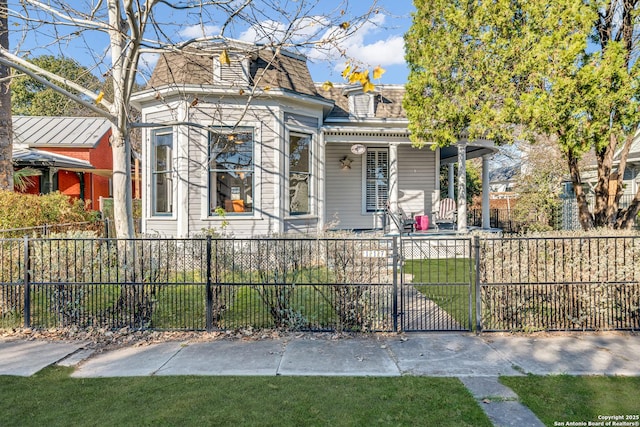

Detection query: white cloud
xmin=238 ymin=16 xmax=330 ymax=45
xmin=178 ymin=24 xmax=221 ymax=40
xmin=238 ymin=20 xmax=284 ymax=43
xmin=302 ymin=14 xmax=406 ymax=72
xmin=344 ymin=35 xmax=405 ymax=67
xmin=336 ymin=15 xmax=405 ymax=66
xmin=236 ymin=13 xmax=406 ymax=78
xmin=139 ymin=52 xmax=160 ymax=77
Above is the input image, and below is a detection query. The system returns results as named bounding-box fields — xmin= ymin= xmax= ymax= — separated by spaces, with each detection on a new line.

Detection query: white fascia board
xmin=322 ymin=117 xmax=409 ymax=126
xmin=131 ymin=85 xmax=333 ymax=110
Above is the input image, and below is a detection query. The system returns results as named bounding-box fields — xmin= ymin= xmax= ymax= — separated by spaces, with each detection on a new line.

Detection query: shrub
xmin=480 ymin=231 xmax=640 ymax=330
xmin=317 ymin=236 xmax=392 ymax=332
xmin=0 ymin=191 xmax=98 ymax=230
xmin=245 ymin=239 xmax=311 ymax=329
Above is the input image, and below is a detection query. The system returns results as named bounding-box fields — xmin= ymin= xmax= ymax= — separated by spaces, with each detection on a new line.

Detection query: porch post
xmin=316 ymin=131 xmax=326 ymax=232
xmin=389 ymin=143 xmax=399 ymax=233
xmin=457 ymin=142 xmax=467 ymax=232
xmin=448 ymin=163 xmax=455 ymax=198
xmin=482 ymin=154 xmax=491 ymax=229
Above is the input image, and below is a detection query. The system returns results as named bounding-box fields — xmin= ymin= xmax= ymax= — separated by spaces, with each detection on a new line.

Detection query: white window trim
xmin=362 ymin=147 xmax=389 ymax=214
xmin=150 ymin=127 xmax=176 ymax=218
xmin=285 ymin=128 xmax=315 ymax=218
xmin=201 ymin=122 xmax=262 ymax=220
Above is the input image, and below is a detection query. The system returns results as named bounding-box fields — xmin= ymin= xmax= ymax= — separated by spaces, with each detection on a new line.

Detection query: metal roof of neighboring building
xmin=12 ymin=116 xmax=112 ymax=148
xmin=489 ymin=164 xmax=521 ymax=183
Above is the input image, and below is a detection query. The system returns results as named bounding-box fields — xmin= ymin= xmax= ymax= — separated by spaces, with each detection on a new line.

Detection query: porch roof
xmin=439 ymin=140 xmax=498 ymax=163
xmin=13 ymin=147 xmax=95 ymax=172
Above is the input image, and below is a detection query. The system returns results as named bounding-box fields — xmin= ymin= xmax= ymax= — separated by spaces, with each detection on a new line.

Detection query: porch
xmin=324 ymin=129 xmax=498 ymax=234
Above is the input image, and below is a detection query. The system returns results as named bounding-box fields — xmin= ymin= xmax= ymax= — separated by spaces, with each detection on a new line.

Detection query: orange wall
xmin=89 ymin=132 xmax=114 ymax=170
xmin=32 ymin=130 xmax=114 ymax=210
xmin=17 ymin=130 xmax=142 ymax=210
xmin=58 ymin=170 xmax=80 ymax=198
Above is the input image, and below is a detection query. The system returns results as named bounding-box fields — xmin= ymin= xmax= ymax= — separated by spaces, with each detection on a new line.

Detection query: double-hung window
xmin=365 ymin=148 xmax=388 ymax=212
xmin=209 ymin=128 xmax=254 ymax=214
xmin=152 ymin=129 xmax=173 ymax=215
xmin=289 ymin=133 xmax=311 ymax=215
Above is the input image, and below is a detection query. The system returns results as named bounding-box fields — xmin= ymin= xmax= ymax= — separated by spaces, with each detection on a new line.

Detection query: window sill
xmin=207 ymin=214 xmax=261 ymax=220
xmin=149 ymin=215 xmax=175 ymax=219
xmin=285 ymin=215 xmax=318 ymax=221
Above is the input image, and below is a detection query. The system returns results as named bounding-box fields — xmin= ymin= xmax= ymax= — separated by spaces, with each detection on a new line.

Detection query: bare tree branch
xmin=0 ymin=47 xmax=113 ymax=108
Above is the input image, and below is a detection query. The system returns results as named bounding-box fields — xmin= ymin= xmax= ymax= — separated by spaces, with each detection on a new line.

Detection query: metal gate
xmin=398 ymin=237 xmax=474 ymax=331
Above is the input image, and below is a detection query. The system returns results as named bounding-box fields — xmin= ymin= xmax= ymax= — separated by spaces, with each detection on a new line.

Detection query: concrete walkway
xmin=1 ymin=333 xmax=639 ymax=427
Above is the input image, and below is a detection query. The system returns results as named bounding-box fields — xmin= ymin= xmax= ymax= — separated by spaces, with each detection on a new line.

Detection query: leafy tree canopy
xmin=440 ymin=161 xmax=481 ymax=202
xmin=404 ymin=0 xmax=640 ymax=229
xmin=11 ymin=55 xmax=102 ymax=116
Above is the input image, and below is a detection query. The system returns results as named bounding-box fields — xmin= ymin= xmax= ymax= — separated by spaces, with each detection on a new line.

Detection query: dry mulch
xmin=0 ymin=327 xmax=383 ymax=353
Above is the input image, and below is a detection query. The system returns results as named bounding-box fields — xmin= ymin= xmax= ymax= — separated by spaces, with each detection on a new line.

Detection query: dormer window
xmin=351 ymin=93 xmax=374 ymax=117
xmin=342 ymin=84 xmax=378 ymax=119
xmin=213 ymin=53 xmax=250 ymax=86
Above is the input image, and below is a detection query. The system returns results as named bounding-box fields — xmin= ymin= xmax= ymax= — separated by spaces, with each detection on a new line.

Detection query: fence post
xmin=474 ymin=235 xmax=482 ymax=334
xmin=23 ymin=236 xmax=31 ymax=328
xmin=205 ymin=236 xmax=213 ymax=332
xmin=392 ymin=236 xmax=399 ymax=332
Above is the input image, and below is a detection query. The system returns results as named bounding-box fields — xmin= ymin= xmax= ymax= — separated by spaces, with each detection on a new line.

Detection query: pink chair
xmin=414 ymin=215 xmax=430 ymax=231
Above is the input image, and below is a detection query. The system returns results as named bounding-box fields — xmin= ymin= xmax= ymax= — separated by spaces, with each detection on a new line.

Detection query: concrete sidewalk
xmin=68 ymin=333 xmax=640 ymax=378
xmin=1 ymin=333 xmax=638 ymax=427
xmin=0 ymin=333 xmax=637 ymax=378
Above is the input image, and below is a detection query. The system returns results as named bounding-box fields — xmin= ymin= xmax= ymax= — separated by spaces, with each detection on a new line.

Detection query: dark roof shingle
xmin=317 ymin=85 xmax=407 ymax=120
xmin=147 ymin=44 xmax=319 ymax=97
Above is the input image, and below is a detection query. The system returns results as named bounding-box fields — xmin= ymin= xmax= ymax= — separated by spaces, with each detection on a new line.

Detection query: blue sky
xmin=8 ymin=0 xmax=415 ymax=86
xmin=303 ymin=0 xmax=415 ymax=84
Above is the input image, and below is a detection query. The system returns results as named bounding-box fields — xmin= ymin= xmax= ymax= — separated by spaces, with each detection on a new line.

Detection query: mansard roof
xmin=147 ymin=41 xmax=319 ymax=97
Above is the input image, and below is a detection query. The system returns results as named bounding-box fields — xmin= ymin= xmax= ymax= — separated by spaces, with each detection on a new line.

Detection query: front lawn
xmin=501 ymin=375 xmax=640 ymax=426
xmin=0 ymin=367 xmax=491 ymax=426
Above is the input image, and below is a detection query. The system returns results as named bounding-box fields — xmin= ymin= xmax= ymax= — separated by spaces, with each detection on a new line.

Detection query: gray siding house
xmin=132 ymin=40 xmax=493 ymax=237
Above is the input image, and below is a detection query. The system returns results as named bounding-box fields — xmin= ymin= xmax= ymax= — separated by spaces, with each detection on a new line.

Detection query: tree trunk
xmin=592 ymin=133 xmax=618 ymax=227
xmin=110 ymin=125 xmax=135 ymax=238
xmin=567 ymin=151 xmax=594 ymax=230
xmin=616 ymin=196 xmax=640 ymax=229
xmin=107 ymin=0 xmax=134 ymax=238
xmin=0 ymin=0 xmax=13 ymax=191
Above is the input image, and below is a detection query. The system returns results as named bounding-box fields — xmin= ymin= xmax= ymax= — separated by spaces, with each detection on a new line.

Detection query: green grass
xmin=14 ymin=259 xmax=480 ymax=331
xmin=0 ymin=366 xmax=491 ymax=426
xmin=403 ymin=259 xmax=476 ymax=329
xmin=9 ymin=280 xmax=382 ymax=331
xmin=501 ymin=375 xmax=640 ymax=426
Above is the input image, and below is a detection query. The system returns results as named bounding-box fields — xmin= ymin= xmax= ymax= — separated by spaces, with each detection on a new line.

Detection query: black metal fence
xmin=0 ymin=237 xmax=397 ymax=332
xmin=478 ymin=235 xmax=640 ymax=331
xmin=1 ymin=234 xmax=638 ymax=333
xmin=400 ymin=238 xmax=474 ymax=331
xmin=468 ymin=207 xmax=563 ymax=233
